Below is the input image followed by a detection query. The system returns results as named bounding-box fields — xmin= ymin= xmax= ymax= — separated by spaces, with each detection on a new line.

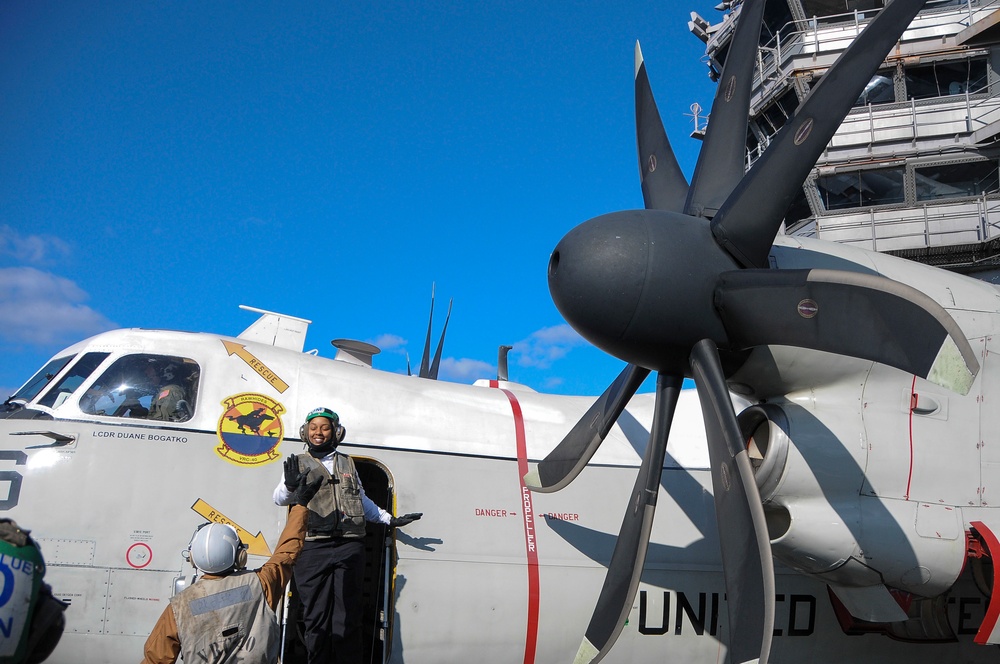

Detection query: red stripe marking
xmin=905 ymin=376 xmax=916 ymax=500
xmin=971 ymin=521 xmax=1000 ymax=644
xmin=491 ymin=380 xmax=540 ymax=664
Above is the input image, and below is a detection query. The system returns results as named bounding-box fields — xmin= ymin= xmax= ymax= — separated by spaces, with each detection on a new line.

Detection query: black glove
xmin=388 ymin=512 xmax=423 ymax=528
xmin=283 ymin=455 xmax=300 ymax=490
xmin=289 ymin=472 xmax=323 ymax=507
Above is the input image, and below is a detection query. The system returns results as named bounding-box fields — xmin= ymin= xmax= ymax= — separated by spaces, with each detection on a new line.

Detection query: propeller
xmin=524 ymin=363 xmax=649 ymax=492
xmin=690 ymin=339 xmax=774 ymax=664
xmin=535 ymin=1 xmax=953 ymax=662
xmin=682 ymin=0 xmax=766 ymax=219
xmin=635 ymin=42 xmax=688 ymax=212
xmin=574 ymin=373 xmax=682 ymax=663
xmin=525 ymin=38 xmax=697 ymax=494
xmin=525 ymin=43 xmax=676 ymax=494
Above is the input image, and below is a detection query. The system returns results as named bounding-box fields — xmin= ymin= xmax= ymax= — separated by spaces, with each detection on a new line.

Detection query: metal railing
xmin=733 ymin=0 xmax=1000 ymax=164
xmin=748 ymin=0 xmax=1000 ymax=91
xmin=746 ymin=91 xmax=1000 ymax=164
xmin=812 ymin=194 xmax=1000 ymax=252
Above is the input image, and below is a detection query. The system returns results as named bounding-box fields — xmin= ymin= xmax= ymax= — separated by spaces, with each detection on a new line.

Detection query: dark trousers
xmin=295 ymin=538 xmax=366 ymax=664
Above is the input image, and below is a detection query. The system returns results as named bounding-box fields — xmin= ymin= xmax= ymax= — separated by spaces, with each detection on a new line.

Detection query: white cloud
xmin=0 ymin=225 xmax=71 ymax=264
xmin=439 ymin=357 xmax=494 ymax=383
xmin=371 ymin=333 xmax=407 ymax=352
xmin=541 ymin=376 xmax=565 ymax=390
xmin=0 ymin=267 xmax=115 ymax=345
xmin=512 ymin=324 xmax=586 ymax=369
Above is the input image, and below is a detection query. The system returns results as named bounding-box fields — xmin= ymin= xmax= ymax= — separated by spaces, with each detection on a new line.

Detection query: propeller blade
xmin=635 ymin=42 xmax=688 ymax=212
xmin=428 ymin=298 xmax=453 ymax=380
xmin=575 ymin=373 xmax=682 ymax=664
xmin=690 ymin=339 xmax=774 ymax=664
xmin=715 ymin=268 xmax=979 ymax=395
xmin=683 ymin=0 xmax=766 ymax=219
xmin=711 ymin=0 xmax=928 ymax=268
xmin=524 ymin=363 xmax=650 ymax=492
xmin=419 ymin=285 xmax=435 ymax=378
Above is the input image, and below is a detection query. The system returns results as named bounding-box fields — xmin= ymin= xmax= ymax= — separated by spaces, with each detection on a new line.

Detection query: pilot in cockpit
xmin=80 ymin=355 xmax=197 ymax=421
xmin=144 ymin=360 xmax=190 ymax=421
xmin=110 ymin=358 xmax=181 ymax=420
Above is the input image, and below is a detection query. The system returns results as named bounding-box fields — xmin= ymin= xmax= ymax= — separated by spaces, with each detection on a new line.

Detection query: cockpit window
xmin=36 ymin=352 xmax=111 ymax=409
xmin=80 ymin=354 xmax=200 ymax=422
xmin=9 ymin=356 xmax=74 ymax=404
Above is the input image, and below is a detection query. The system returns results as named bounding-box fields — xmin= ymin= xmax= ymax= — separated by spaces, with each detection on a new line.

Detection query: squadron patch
xmin=216 ymin=393 xmax=285 ymax=466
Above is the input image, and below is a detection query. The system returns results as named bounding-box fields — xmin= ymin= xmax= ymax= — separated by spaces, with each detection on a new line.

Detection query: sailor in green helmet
xmin=273 ymin=407 xmax=422 ymax=664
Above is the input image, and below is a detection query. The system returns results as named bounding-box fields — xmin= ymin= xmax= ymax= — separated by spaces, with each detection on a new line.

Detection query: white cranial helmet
xmin=188 ymin=523 xmax=246 ymax=574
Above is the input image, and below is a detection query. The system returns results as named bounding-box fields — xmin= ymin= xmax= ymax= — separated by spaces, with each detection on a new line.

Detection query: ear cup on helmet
xmin=236 ymin=544 xmax=248 ymax=570
xmin=299 ymin=424 xmax=306 ymax=441
xmin=336 ymin=425 xmax=346 ymax=443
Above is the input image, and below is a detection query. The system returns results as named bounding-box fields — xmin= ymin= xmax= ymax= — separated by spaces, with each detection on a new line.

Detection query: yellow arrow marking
xmin=191 ymin=498 xmax=272 ymax=557
xmin=222 ymin=340 xmax=289 ymax=393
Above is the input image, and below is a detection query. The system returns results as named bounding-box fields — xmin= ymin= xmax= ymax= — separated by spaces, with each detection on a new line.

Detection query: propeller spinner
xmin=531 ymin=1 xmax=971 ymax=662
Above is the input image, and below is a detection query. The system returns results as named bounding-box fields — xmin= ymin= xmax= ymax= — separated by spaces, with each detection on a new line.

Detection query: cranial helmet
xmin=187 ymin=523 xmax=247 ymax=574
xmin=305 ymin=407 xmax=339 ymax=426
xmin=300 ymin=407 xmax=346 ymax=458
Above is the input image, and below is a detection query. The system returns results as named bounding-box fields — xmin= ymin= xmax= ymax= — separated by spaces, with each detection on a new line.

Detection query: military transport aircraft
xmin=5 ymin=0 xmax=1000 ymax=662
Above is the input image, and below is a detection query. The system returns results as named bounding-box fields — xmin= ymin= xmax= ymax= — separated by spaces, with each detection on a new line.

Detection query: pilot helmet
xmin=186 ymin=523 xmax=247 ymax=574
xmin=138 ymin=356 xmax=178 ymax=382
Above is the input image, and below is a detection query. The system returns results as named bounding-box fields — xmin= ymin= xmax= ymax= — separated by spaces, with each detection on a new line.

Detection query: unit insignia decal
xmin=216 ymin=393 xmax=285 ymax=466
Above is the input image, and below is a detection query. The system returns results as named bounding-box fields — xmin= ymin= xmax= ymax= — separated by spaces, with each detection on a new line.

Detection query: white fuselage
xmin=5 ymin=234 xmax=1000 ymax=663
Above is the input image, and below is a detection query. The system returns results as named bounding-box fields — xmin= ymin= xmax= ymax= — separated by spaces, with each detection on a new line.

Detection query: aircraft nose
xmin=547 ymin=211 xmax=649 ymax=350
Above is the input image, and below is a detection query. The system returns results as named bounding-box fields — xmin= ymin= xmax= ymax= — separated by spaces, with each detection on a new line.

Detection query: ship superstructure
xmin=693 ymin=0 xmax=1000 ymax=279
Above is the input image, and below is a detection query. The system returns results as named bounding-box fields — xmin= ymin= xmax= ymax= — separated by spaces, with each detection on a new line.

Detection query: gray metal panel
xmin=105 ymin=569 xmax=178 ymax=636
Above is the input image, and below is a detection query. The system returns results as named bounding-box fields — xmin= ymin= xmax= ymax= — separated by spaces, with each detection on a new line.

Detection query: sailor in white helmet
xmin=140 ymin=472 xmax=321 ymax=664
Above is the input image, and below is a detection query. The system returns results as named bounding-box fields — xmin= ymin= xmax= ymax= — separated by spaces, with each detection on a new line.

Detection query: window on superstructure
xmin=905 ymin=58 xmax=988 ymax=100
xmin=783 ymin=187 xmax=814 ymax=226
xmin=915 ymin=161 xmax=1000 ymax=201
xmin=854 ymin=72 xmax=895 ymax=106
xmin=816 ymin=167 xmax=905 ymax=210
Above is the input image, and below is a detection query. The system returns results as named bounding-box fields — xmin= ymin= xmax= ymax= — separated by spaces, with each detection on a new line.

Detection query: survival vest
xmin=0 ymin=519 xmax=65 ymax=664
xmin=170 ymin=570 xmax=278 ymax=664
xmin=297 ymin=452 xmax=366 ymax=540
xmin=148 ymin=384 xmax=186 ymax=421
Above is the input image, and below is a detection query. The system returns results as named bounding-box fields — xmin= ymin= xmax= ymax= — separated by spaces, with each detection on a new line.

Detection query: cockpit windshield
xmin=36 ymin=352 xmax=111 ymax=409
xmin=7 ymin=356 xmax=74 ymax=404
xmin=80 ymin=354 xmax=201 ymax=422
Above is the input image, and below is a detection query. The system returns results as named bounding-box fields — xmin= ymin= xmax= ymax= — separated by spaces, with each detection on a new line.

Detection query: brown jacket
xmin=139 ymin=506 xmax=307 ymax=664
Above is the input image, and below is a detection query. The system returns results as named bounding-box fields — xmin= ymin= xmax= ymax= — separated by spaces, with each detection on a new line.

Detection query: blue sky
xmin=1 ymin=1 xmax=720 ymax=398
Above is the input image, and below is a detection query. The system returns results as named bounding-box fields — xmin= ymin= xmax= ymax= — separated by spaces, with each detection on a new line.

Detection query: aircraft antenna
xmin=497 ymin=345 xmax=513 ymax=382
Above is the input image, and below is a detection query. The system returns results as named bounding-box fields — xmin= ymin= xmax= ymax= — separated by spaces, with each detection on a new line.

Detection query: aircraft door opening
xmin=281 ymin=458 xmax=395 ymax=664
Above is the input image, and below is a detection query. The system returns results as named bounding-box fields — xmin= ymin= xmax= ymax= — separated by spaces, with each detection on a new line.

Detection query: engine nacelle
xmin=738 ymin=401 xmax=967 ymax=599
